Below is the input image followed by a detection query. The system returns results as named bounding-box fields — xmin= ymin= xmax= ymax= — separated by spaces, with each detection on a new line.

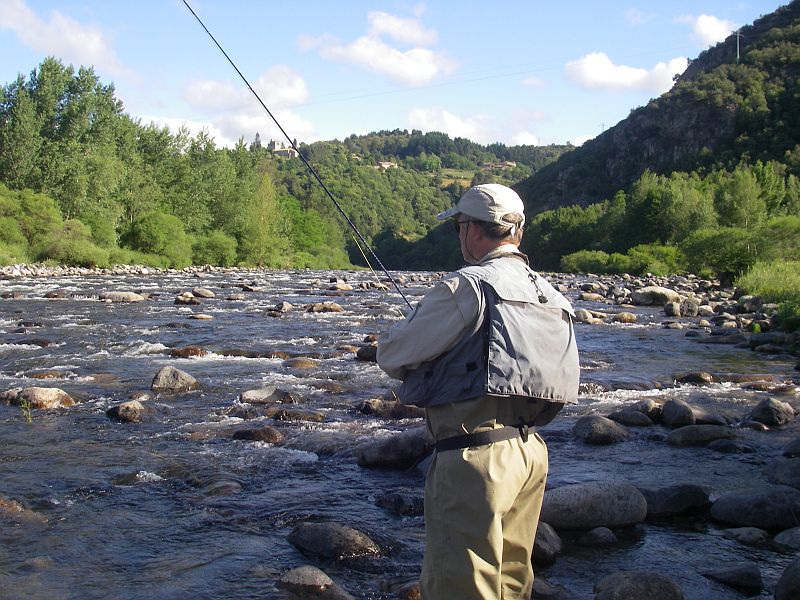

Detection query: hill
xmin=514 ymin=0 xmax=800 ymax=216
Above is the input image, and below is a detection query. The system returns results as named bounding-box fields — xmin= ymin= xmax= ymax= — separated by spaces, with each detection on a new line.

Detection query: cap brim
xmin=436 ymin=206 xmax=459 ymax=221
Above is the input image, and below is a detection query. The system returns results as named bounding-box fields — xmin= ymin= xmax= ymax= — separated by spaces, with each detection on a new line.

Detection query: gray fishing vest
xmin=398 ymin=258 xmax=580 ymax=424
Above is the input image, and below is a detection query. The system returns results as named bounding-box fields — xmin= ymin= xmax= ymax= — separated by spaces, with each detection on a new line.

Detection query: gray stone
xmin=775 ymin=557 xmax=800 ymax=600
xmin=721 ymin=527 xmax=769 ymax=546
xmin=357 ymin=427 xmax=432 ymax=469
xmin=532 ymin=577 xmax=569 ymax=600
xmin=711 ymin=486 xmax=800 ymax=530
xmin=638 ymin=484 xmax=711 ymax=518
xmin=766 ymin=458 xmax=800 ymax=490
xmin=701 ymin=562 xmax=763 ymax=594
xmin=151 ymin=366 xmax=199 ymax=392
xmin=287 ymin=521 xmax=380 ymax=560
xmin=13 ymin=386 xmax=76 ymax=409
xmin=191 ymin=287 xmax=215 ymax=298
xmin=533 ymin=521 xmax=563 ymax=566
xmin=278 ymin=565 xmax=355 ymax=600
xmin=573 ymin=415 xmax=631 ymax=444
xmin=774 ymin=526 xmax=800 ymax=550
xmin=232 ymin=425 xmax=283 ymax=444
xmin=747 ymin=397 xmax=795 ymax=426
xmin=708 ymin=439 xmax=756 ymax=453
xmin=106 ymin=400 xmax=151 ymax=423
xmin=541 ymin=482 xmax=648 ymax=530
xmin=98 ymin=291 xmax=146 ymax=302
xmin=630 ymin=286 xmax=682 ymax=306
xmin=661 ymin=399 xmax=695 ymax=428
xmin=666 ymin=425 xmax=736 ymax=447
xmin=607 ymin=409 xmax=654 ymax=427
xmin=594 ymin=571 xmax=684 ymax=600
xmin=578 ymin=526 xmax=618 ymax=546
xmin=375 ymin=489 xmax=423 ymax=516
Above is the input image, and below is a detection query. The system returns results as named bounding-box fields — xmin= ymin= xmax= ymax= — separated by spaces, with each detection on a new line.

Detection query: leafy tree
xmin=193 ymin=230 xmax=238 ymax=266
xmin=125 ymin=210 xmax=193 ymax=268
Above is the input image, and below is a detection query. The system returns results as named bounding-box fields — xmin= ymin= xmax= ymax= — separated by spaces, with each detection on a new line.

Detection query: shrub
xmin=125 ymin=211 xmax=193 ymax=268
xmin=736 ymin=260 xmax=800 ymax=331
xmin=107 ymin=247 xmax=171 ymax=269
xmin=560 ymin=250 xmax=610 ymax=274
xmin=680 ymin=227 xmax=756 ymax=283
xmin=193 ymin=230 xmax=237 ymax=266
xmin=36 ymin=220 xmax=110 ymax=268
xmin=625 ymin=244 xmax=686 ymax=276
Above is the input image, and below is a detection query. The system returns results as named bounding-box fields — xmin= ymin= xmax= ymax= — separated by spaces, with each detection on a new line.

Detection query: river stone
xmin=721 ymin=527 xmax=769 ymax=546
xmin=106 ymin=400 xmax=151 ymax=423
xmin=540 ymin=482 xmax=648 ymax=530
xmin=574 ymin=308 xmax=596 ymax=324
xmin=532 ymin=521 xmax=562 ymax=567
xmin=532 ymin=577 xmax=569 ymax=600
xmin=355 ymin=345 xmax=377 ymax=362
xmin=673 ymin=371 xmax=715 ymax=385
xmin=306 ymin=301 xmax=344 ymax=313
xmin=630 ymin=399 xmax=661 ymax=422
xmin=607 ymin=409 xmax=653 ymax=427
xmin=774 ymin=526 xmax=800 ymax=550
xmin=765 ymin=458 xmax=800 ymax=489
xmin=680 ymin=297 xmax=700 ymax=317
xmin=701 ymin=562 xmax=763 ymax=594
xmin=748 ymin=331 xmax=788 ymax=349
xmin=288 ymin=521 xmax=380 ymax=560
xmin=358 ymin=398 xmax=425 ymax=419
xmin=776 ymin=557 xmax=800 ymax=600
xmin=612 ymin=312 xmax=637 ymax=324
xmin=174 ymin=292 xmax=200 ymax=305
xmin=15 ymin=386 xmax=76 ymax=409
xmin=573 ymin=415 xmax=631 ymax=444
xmin=747 ymin=397 xmax=795 ymax=426
xmin=594 ymin=571 xmax=684 ymax=600
xmin=357 ymin=427 xmax=432 ymax=469
xmin=630 ymin=286 xmax=681 ymax=306
xmin=711 ymin=486 xmax=800 ymax=530
xmin=169 ymin=346 xmax=208 ymax=358
xmin=0 ymin=496 xmax=47 ymax=524
xmin=267 ymin=407 xmax=325 ymax=423
xmin=99 ymin=291 xmax=146 ymax=303
xmin=661 ymin=399 xmax=696 ymax=428
xmin=283 ymin=357 xmax=319 ymax=370
xmin=151 ymin=366 xmax=199 ymax=392
xmin=191 ymin=287 xmax=215 ymax=298
xmin=232 ymin=425 xmax=283 ymax=444
xmin=666 ymin=425 xmax=736 ymax=447
xmin=638 ymin=484 xmax=711 ymax=518
xmin=707 ymin=439 xmax=756 ymax=453
xmin=578 ymin=526 xmax=618 ymax=546
xmin=240 ymin=386 xmax=303 ymax=405
xmin=580 ymin=292 xmax=605 ymax=302
xmin=664 ymin=301 xmax=681 ymax=317
xmin=375 ymin=489 xmax=424 ymax=516
xmin=784 ymin=438 xmax=800 ymax=457
xmin=278 ymin=565 xmax=355 ymax=600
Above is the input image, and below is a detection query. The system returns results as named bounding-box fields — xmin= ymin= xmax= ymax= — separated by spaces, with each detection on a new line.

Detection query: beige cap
xmin=437 ymin=183 xmax=525 ymax=228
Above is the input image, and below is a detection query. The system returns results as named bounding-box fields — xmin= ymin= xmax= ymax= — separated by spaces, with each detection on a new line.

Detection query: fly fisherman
xmin=377 ymin=184 xmax=580 ymax=599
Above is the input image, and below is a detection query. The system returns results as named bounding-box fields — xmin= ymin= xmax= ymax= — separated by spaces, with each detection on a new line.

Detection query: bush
xmin=560 ymin=250 xmax=610 ymax=274
xmin=80 ymin=212 xmax=118 ymax=248
xmin=0 ymin=240 xmax=30 ymax=265
xmin=736 ymin=260 xmax=800 ymax=331
xmin=107 ymin=247 xmax=171 ymax=269
xmin=680 ymin=227 xmax=756 ymax=283
xmin=36 ymin=220 xmax=110 ymax=268
xmin=193 ymin=230 xmax=237 ymax=266
xmin=125 ymin=211 xmax=193 ymax=268
xmin=625 ymin=244 xmax=686 ymax=276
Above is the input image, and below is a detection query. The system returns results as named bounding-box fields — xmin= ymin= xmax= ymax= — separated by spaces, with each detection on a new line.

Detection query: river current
xmin=0 ymin=268 xmax=797 ymax=599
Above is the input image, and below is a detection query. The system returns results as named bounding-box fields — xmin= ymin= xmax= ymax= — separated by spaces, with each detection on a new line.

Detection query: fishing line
xmin=181 ymin=0 xmax=413 ymax=309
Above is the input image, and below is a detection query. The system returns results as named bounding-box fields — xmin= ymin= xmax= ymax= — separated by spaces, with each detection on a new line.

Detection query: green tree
xmin=125 ymin=210 xmax=193 ymax=268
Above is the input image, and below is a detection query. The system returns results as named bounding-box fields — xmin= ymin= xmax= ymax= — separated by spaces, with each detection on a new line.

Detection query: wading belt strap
xmin=435 ymin=423 xmax=530 ymax=453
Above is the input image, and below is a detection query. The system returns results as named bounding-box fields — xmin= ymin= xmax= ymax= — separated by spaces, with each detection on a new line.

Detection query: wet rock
xmin=151 ymin=366 xmax=199 ymax=392
xmin=574 ymin=308 xmax=600 ymax=324
xmin=606 ymin=409 xmax=653 ymax=427
xmin=532 ymin=577 xmax=569 ymax=600
xmin=533 ymin=521 xmax=563 ymax=566
xmin=666 ymin=425 xmax=736 ymax=447
xmin=541 ymin=482 xmax=648 ymax=530
xmin=701 ymin=562 xmax=763 ymax=594
xmin=174 ymin=292 xmax=201 ymax=305
xmin=708 ymin=439 xmax=756 ymax=453
xmin=664 ymin=302 xmax=681 ymax=317
xmin=630 ymin=399 xmax=662 ymax=422
xmin=278 ymin=565 xmax=355 ymax=600
xmin=774 ymin=526 xmax=800 ymax=551
xmin=748 ymin=331 xmax=788 ymax=349
xmin=580 ymin=292 xmax=605 ymax=302
xmin=11 ymin=386 xmax=77 ymax=409
xmin=747 ymin=397 xmax=795 ymax=426
xmin=355 ymin=345 xmax=377 ymax=362
xmin=721 ymin=527 xmax=769 ymax=547
xmin=358 ymin=398 xmax=425 ymax=420
xmin=594 ymin=571 xmax=684 ymax=600
xmin=673 ymin=371 xmax=714 ymax=385
xmin=578 ymin=526 xmax=618 ymax=546
xmin=661 ymin=399 xmax=695 ymax=428
xmin=191 ymin=287 xmax=215 ymax=298
xmin=0 ymin=496 xmax=47 ymax=524
xmin=267 ymin=407 xmax=325 ymax=423
xmin=169 ymin=346 xmax=208 ymax=358
xmin=711 ymin=486 xmax=800 ymax=530
xmin=306 ymin=301 xmax=344 ymax=313
xmin=697 ymin=332 xmax=747 ymax=345
xmin=784 ymin=437 xmax=800 ymax=457
xmin=99 ymin=291 xmax=146 ymax=302
xmin=226 ymin=293 xmax=246 ymax=301
xmin=776 ymin=557 xmax=800 ymax=600
xmin=612 ymin=312 xmax=637 ymax=324
xmin=573 ymin=415 xmax=631 ymax=444
xmin=638 ymin=484 xmax=711 ymax=518
xmin=357 ymin=427 xmax=432 ymax=469
xmin=106 ymin=400 xmax=152 ymax=423
xmin=288 ymin=521 xmax=381 ymax=560
xmin=240 ymin=386 xmax=304 ymax=405
xmin=579 ymin=380 xmax=611 ymax=394
xmin=232 ymin=425 xmax=283 ymax=444
xmin=630 ymin=286 xmax=681 ymax=306
xmin=188 ymin=313 xmax=213 ymax=320
xmin=766 ymin=458 xmax=800 ymax=490
xmin=375 ymin=489 xmax=424 ymax=516
xmin=283 ymin=357 xmax=319 ymax=370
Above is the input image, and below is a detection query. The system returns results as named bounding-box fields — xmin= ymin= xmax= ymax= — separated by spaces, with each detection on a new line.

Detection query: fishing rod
xmin=181 ymin=0 xmax=413 ymax=310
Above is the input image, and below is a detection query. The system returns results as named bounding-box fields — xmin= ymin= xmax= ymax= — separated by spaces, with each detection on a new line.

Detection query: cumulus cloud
xmin=625 ymin=8 xmax=655 ymax=25
xmin=301 ymin=10 xmax=454 ymax=85
xmin=677 ymin=14 xmax=737 ymax=47
xmin=565 ymin=52 xmax=688 ymax=94
xmin=0 ymin=0 xmax=133 ymax=79
xmin=408 ymin=107 xmax=488 ymax=143
xmin=511 ymin=131 xmax=540 ymax=146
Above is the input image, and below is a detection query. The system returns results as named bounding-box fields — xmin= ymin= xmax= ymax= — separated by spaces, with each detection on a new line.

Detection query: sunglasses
xmin=452 ymin=219 xmax=475 ymax=233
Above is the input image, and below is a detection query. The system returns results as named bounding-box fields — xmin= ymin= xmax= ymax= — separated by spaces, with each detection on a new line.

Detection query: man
xmin=377 ymin=183 xmax=580 ymax=599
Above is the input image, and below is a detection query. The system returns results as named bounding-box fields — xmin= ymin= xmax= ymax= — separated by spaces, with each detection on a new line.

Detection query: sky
xmin=0 ymin=0 xmax=788 ymax=149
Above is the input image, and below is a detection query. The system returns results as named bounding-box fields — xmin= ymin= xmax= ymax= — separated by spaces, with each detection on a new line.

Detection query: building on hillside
xmin=268 ymin=139 xmax=298 ymax=158
xmin=375 ymin=161 xmax=398 ymax=171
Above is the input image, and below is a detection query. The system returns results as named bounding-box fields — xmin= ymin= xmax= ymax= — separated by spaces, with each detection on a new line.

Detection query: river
xmin=0 ymin=268 xmax=797 ymax=599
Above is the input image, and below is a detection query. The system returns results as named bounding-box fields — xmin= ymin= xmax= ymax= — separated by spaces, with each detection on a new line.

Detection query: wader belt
xmin=435 ymin=423 xmax=530 ymax=452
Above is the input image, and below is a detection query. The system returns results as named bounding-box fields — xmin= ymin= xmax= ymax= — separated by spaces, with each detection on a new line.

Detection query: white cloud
xmin=678 ymin=14 xmax=737 ymax=47
xmin=408 ymin=107 xmax=488 ymax=143
xmin=511 ymin=131 xmax=540 ymax=146
xmin=572 ymin=134 xmax=595 ymax=146
xmin=625 ymin=8 xmax=655 ymax=25
xmin=565 ymin=52 xmax=688 ymax=94
xmin=0 ymin=0 xmax=133 ymax=79
xmin=303 ymin=11 xmax=454 ymax=85
xmin=367 ymin=11 xmax=437 ymax=45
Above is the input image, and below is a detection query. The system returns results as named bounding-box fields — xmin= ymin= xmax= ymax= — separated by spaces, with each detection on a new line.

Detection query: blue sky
xmin=0 ymin=0 xmax=786 ymax=148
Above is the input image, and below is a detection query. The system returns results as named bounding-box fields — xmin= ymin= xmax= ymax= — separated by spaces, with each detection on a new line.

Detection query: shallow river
xmin=0 ymin=269 xmax=797 ymax=599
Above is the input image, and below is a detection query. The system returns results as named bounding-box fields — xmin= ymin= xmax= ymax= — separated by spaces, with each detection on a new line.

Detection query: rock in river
xmin=711 ymin=486 xmax=800 ymax=530
xmin=594 ymin=571 xmax=684 ymax=600
xmin=666 ymin=425 xmax=736 ymax=447
xmin=151 ymin=366 xmax=199 ymax=393
xmin=278 ymin=565 xmax=355 ymax=600
xmin=573 ymin=415 xmax=631 ymax=444
xmin=99 ymin=291 xmax=146 ymax=303
xmin=357 ymin=426 xmax=432 ymax=469
xmin=5 ymin=386 xmax=77 ymax=409
xmin=540 ymin=482 xmax=648 ymax=530
xmin=288 ymin=521 xmax=381 ymax=560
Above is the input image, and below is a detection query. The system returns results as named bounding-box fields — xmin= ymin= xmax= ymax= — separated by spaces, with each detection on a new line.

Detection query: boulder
xmin=306 ymin=301 xmax=344 ymax=313
xmin=169 ymin=346 xmax=208 ymax=358
xmin=14 ymin=386 xmax=76 ymax=409
xmin=232 ymin=425 xmax=283 ymax=444
xmin=721 ymin=527 xmax=769 ymax=547
xmin=578 ymin=526 xmax=618 ymax=546
xmin=701 ymin=563 xmax=763 ymax=594
xmin=612 ymin=312 xmax=637 ymax=324
xmin=358 ymin=398 xmax=425 ymax=419
xmin=661 ymin=399 xmax=695 ymax=428
xmin=747 ymin=397 xmax=795 ymax=426
xmin=375 ymin=489 xmax=424 ymax=516
xmin=673 ymin=371 xmax=714 ymax=385
xmin=630 ymin=286 xmax=681 ymax=306
xmin=278 ymin=565 xmax=355 ymax=600
xmin=774 ymin=526 xmax=800 ymax=551
xmin=775 ymin=557 xmax=800 ymax=600
xmin=287 ymin=521 xmax=380 ymax=560
xmin=766 ymin=458 xmax=800 ymax=490
xmin=267 ymin=407 xmax=325 ymax=423
xmin=666 ymin=425 xmax=736 ymax=447
xmin=240 ymin=386 xmax=303 ymax=405
xmin=355 ymin=345 xmax=377 ymax=362
xmin=99 ymin=291 xmax=146 ymax=302
xmin=283 ymin=357 xmax=320 ymax=370
xmin=106 ymin=400 xmax=151 ymax=423
xmin=606 ymin=409 xmax=654 ymax=427
xmin=711 ymin=486 xmax=800 ymax=530
xmin=357 ymin=427 xmax=432 ymax=469
xmin=151 ymin=366 xmax=199 ymax=392
xmin=573 ymin=415 xmax=631 ymax=444
xmin=594 ymin=571 xmax=684 ymax=600
xmin=541 ymin=482 xmax=648 ymax=530
xmin=638 ymin=484 xmax=711 ymax=518
xmin=191 ymin=287 xmax=215 ymax=298
xmin=533 ymin=522 xmax=563 ymax=566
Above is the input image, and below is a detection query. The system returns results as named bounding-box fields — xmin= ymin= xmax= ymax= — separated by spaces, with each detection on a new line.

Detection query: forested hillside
xmin=0 ymin=58 xmax=568 ymax=271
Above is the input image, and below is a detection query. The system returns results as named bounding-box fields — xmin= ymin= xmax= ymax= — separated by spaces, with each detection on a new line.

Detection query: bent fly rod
xmin=182 ymin=0 xmax=413 ymax=309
